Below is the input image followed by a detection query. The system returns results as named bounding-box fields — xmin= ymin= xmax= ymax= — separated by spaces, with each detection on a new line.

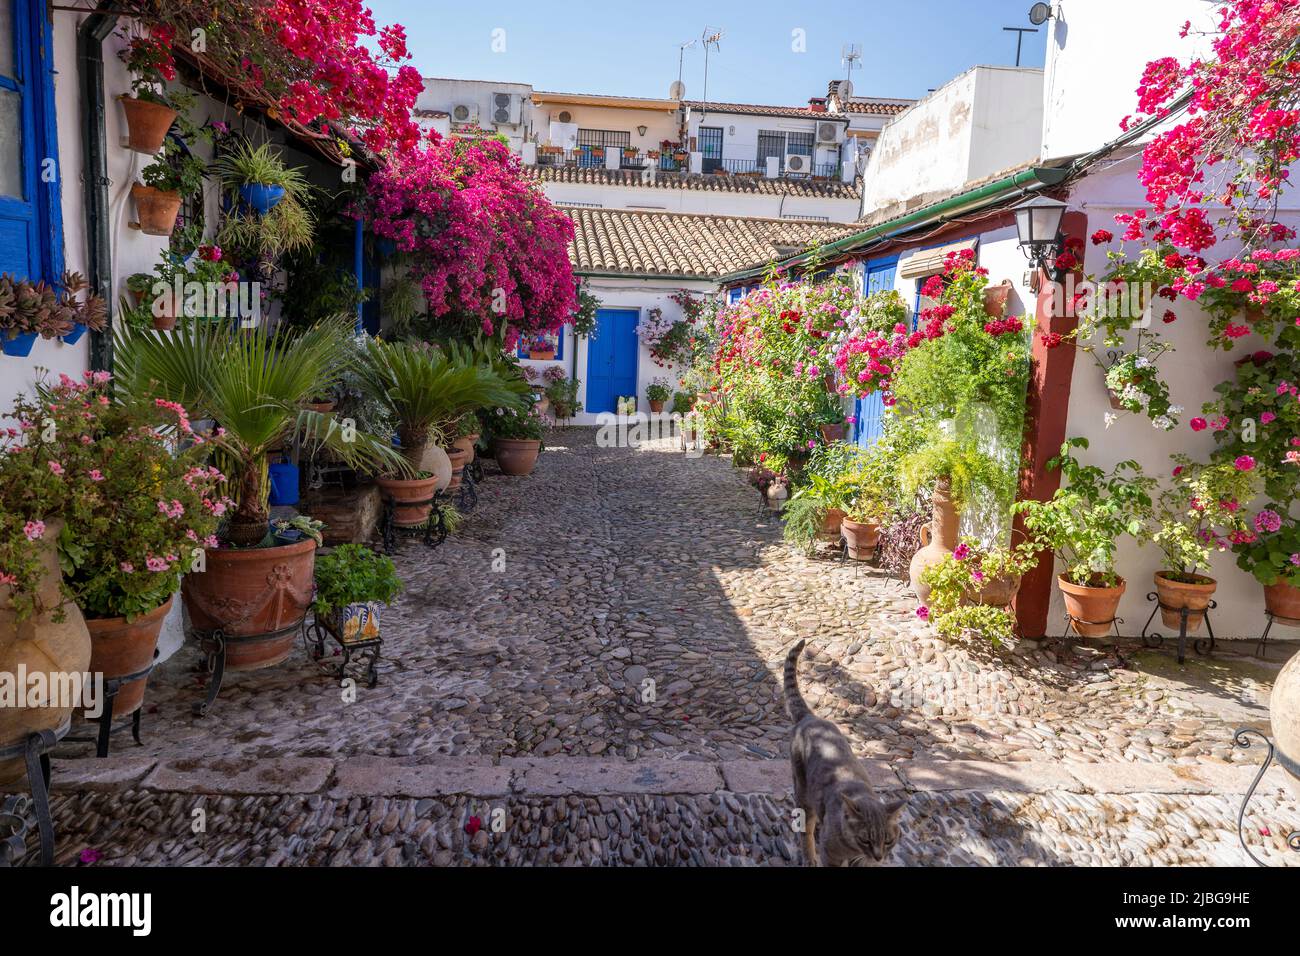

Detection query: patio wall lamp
xmin=637 ymin=125 xmax=648 ymax=137
xmin=1013 ymin=194 xmax=1069 ymax=287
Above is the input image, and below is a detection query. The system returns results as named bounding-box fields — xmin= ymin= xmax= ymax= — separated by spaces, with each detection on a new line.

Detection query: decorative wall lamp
xmin=1013 ymin=194 xmax=1067 ymax=288
xmin=637 ymin=125 xmax=648 ymax=137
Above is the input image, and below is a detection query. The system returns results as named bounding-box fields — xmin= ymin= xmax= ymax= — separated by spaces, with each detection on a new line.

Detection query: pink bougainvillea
xmin=365 ymin=135 xmax=577 ymax=344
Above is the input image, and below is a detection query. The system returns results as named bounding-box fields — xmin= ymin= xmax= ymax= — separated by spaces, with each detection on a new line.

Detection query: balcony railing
xmin=531 ymin=149 xmax=841 ymax=181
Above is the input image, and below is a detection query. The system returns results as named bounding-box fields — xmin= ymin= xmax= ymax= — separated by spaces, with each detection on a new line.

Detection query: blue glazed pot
xmin=238 ymin=183 xmax=286 ymax=214
xmin=2 ymin=331 xmax=38 ymax=357
xmin=267 ymin=461 xmax=300 ymax=506
xmin=61 ymin=323 xmax=88 ymax=345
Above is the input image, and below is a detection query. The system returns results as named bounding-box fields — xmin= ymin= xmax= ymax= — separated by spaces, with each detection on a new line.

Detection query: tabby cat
xmin=784 ymin=639 xmax=906 ymax=866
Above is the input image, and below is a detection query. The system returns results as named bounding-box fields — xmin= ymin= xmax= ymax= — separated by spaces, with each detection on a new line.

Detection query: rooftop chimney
xmin=808 ymin=97 xmax=827 ymax=113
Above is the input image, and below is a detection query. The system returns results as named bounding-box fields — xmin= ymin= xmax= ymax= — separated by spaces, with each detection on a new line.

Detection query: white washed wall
xmin=537 ymin=179 xmax=858 ymax=222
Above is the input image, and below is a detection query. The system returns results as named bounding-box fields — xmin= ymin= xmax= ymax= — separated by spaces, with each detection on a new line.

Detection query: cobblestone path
xmin=12 ymin=428 xmax=1299 ymax=866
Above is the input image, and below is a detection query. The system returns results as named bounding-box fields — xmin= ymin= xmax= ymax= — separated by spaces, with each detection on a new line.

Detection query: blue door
xmin=586 ymin=308 xmax=639 ymax=414
xmin=0 ymin=0 xmax=61 ymax=281
xmin=853 ymin=257 xmax=897 ymax=448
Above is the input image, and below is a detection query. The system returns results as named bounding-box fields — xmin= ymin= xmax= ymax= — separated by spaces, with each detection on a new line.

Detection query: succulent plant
xmin=0 ymin=272 xmax=108 ymax=338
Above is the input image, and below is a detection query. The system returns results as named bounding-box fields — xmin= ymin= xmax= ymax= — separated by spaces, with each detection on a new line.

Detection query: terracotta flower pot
xmin=495 ymin=438 xmax=541 ymax=476
xmin=419 ymin=445 xmax=453 ymax=493
xmin=1244 ymin=305 xmax=1268 ymax=324
xmin=1154 ymin=571 xmax=1216 ymax=633
xmin=1058 ymin=574 xmax=1126 ymax=637
xmin=306 ymin=400 xmax=336 ymax=414
xmin=1264 ymin=580 xmax=1300 ymax=622
xmin=452 ymin=434 xmax=477 ymax=466
xmin=131 ymin=184 xmax=182 ymax=236
xmin=376 ymin=474 xmax=440 ymax=527
xmin=841 ymin=518 xmax=880 ymax=560
xmin=909 ymin=479 xmax=959 ymax=604
xmin=1270 ymin=651 xmax=1300 ymax=798
xmin=966 ymin=573 xmax=1021 ymax=608
xmin=819 ymin=508 xmax=847 ymax=542
xmin=446 ymin=446 xmax=470 ymax=489
xmin=530 ymin=349 xmax=556 ymax=361
xmin=151 ymin=313 xmax=177 ymax=332
xmin=181 ymin=539 xmax=316 ymax=671
xmin=0 ymin=520 xmax=91 ymax=785
xmin=120 ymin=96 xmax=177 ymax=154
xmin=818 ymin=423 xmax=846 ymax=443
xmin=983 ymin=280 xmax=1015 ymax=318
xmin=84 ymin=596 xmax=172 ymax=719
xmin=649 ymin=399 xmax=666 ymax=413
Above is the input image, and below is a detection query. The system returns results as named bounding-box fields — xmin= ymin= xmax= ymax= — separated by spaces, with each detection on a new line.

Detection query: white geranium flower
xmin=1104 ymin=412 xmax=1119 ymax=428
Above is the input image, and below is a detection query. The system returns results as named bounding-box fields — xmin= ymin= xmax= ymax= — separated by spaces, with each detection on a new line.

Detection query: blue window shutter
xmin=852 ymin=256 xmax=898 ymax=447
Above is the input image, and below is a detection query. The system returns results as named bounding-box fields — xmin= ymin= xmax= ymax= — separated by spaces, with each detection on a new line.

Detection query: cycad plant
xmin=115 ymin=318 xmax=408 ymax=546
xmin=357 ymin=338 xmax=520 ymax=471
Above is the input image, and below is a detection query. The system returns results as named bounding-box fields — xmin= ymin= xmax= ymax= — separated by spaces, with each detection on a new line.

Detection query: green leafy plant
xmin=312 ymin=544 xmax=402 ymax=620
xmin=211 ymin=140 xmax=311 ymax=192
xmin=1201 ymin=349 xmax=1300 ymax=503
xmin=572 ymin=283 xmax=600 ymax=338
xmin=1013 ymin=438 xmax=1156 ymax=587
xmin=1233 ymin=513 xmax=1300 ymax=586
xmin=645 ymin=378 xmax=672 ymax=403
xmin=901 ymin=438 xmax=1009 ymax=511
xmin=919 ymin=538 xmax=1038 ymax=645
xmin=140 ymin=141 xmax=206 ymax=196
xmin=545 ymin=372 xmax=582 ymax=419
xmin=783 ymin=473 xmax=852 ymax=553
xmin=114 ymin=317 xmax=408 ymax=546
xmin=273 ymin=515 xmax=325 ymax=546
xmin=488 ymin=404 xmax=546 ymax=440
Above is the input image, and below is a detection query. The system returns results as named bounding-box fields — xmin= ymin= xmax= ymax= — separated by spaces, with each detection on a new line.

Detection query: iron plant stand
xmin=454 ymin=466 xmax=479 ymax=513
xmin=1232 ymin=729 xmax=1300 ymax=866
xmin=1140 ymin=592 xmax=1217 ymax=665
xmin=305 ymin=611 xmax=382 ymax=689
xmin=1060 ymin=612 xmax=1124 ymax=641
xmin=57 ymin=650 xmax=158 ymax=757
xmin=380 ymin=490 xmax=449 ymax=554
xmin=1252 ymin=610 xmax=1299 ymax=660
xmin=0 ymin=721 xmax=68 ymax=866
xmin=190 ymin=618 xmax=308 ymax=718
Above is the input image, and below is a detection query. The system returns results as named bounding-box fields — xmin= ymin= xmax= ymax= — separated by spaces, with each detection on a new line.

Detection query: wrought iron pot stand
xmin=304 ymin=612 xmax=382 ymax=688
xmin=1140 ymin=591 xmax=1217 ymax=665
xmin=190 ymin=618 xmax=309 ymax=718
xmin=0 ymin=720 xmax=68 ymax=866
xmin=56 ymin=649 xmax=159 ymax=758
xmin=380 ymin=489 xmax=449 ymax=554
xmin=1232 ymin=729 xmax=1300 ymax=866
xmin=1252 ymin=609 xmax=1300 ymax=660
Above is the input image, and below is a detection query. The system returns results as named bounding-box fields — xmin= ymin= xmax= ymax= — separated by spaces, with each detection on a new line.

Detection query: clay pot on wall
xmin=983 ymin=280 xmax=1015 ymax=318
xmin=1057 ymin=575 xmax=1126 ymax=637
xmin=84 ymin=596 xmax=172 ymax=719
xmin=181 ymin=538 xmax=317 ymax=670
xmin=120 ymin=96 xmax=177 ymax=154
xmin=1153 ymin=571 xmax=1217 ymax=634
xmin=131 ymin=184 xmax=183 ymax=237
xmin=649 ymin=400 xmax=665 ymax=413
xmin=818 ymin=423 xmax=846 ymax=443
xmin=0 ymin=520 xmax=92 ymax=785
xmin=909 ymin=478 xmax=959 ymax=604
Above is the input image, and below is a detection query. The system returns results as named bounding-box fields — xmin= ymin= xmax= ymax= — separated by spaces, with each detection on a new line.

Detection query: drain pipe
xmin=78 ymin=5 xmax=118 ymax=373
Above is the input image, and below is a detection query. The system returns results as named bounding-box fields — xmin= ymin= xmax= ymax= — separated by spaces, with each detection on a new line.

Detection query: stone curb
xmin=10 ymin=755 xmax=1293 ymax=800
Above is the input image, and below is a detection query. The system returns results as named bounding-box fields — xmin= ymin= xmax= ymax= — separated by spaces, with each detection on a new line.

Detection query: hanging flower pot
xmin=119 ymin=96 xmax=178 ymax=154
xmin=1153 ymin=571 xmax=1216 ymax=633
xmin=238 ymin=183 xmax=287 ymax=214
xmin=2 ymin=331 xmax=39 ymax=357
xmin=131 ymin=184 xmax=182 ymax=236
xmin=983 ymin=280 xmax=1015 ymax=318
xmin=1057 ymin=575 xmax=1126 ymax=637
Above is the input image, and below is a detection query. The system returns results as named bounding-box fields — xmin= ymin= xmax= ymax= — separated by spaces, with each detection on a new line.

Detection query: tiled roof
xmin=566 ymin=208 xmax=856 ymax=278
xmin=528 ymin=164 xmax=860 ymax=199
xmin=839 ymin=100 xmax=912 ymax=116
xmin=682 ymin=100 xmax=848 ymax=120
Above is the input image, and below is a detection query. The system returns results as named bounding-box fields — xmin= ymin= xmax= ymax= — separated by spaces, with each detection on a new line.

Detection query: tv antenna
xmin=673 ymin=38 xmax=697 ymax=98
xmin=1003 ymin=26 xmax=1038 ymax=67
xmin=699 ymin=28 xmax=724 ymax=120
xmin=840 ymin=42 xmax=862 ymax=98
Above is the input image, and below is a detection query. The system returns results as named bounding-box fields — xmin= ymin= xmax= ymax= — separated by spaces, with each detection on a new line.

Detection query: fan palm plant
xmin=357 ymin=338 xmax=520 ymax=470
xmin=115 ymin=318 xmax=409 ymax=546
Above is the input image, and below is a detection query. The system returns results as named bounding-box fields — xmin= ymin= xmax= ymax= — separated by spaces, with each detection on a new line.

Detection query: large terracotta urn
xmin=0 ymin=520 xmax=92 ymax=785
xmin=1271 ymin=651 xmax=1300 ymax=798
xmin=181 ymin=539 xmax=316 ymax=670
xmin=909 ymin=479 xmax=959 ymax=604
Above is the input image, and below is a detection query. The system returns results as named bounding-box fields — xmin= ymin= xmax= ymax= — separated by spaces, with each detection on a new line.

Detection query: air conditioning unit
xmin=783 ymin=152 xmax=810 ymax=174
xmin=451 ymin=103 xmax=479 ymax=125
xmin=816 ymin=121 xmax=843 ymax=144
xmin=492 ymin=92 xmax=521 ymax=126
xmin=557 ymin=110 xmax=573 ymax=124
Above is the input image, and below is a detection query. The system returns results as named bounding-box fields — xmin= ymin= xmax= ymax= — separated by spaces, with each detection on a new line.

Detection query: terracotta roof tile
xmin=565 ymin=208 xmax=856 ymax=278
xmin=839 ymin=100 xmax=912 ymax=116
xmin=528 ymin=164 xmax=859 ymax=199
xmin=682 ymin=100 xmax=848 ymax=120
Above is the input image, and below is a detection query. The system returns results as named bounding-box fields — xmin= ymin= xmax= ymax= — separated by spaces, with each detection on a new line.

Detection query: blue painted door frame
xmin=586 ymin=308 xmax=639 ymax=414
xmin=853 ymin=256 xmax=898 ymax=448
xmin=0 ymin=0 xmax=63 ymax=282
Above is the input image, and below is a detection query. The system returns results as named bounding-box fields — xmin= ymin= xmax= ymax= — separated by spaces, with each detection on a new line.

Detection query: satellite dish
xmin=669 ymin=80 xmax=686 ymax=100
xmin=839 ymin=79 xmax=854 ymax=100
xmin=1028 ymin=2 xmax=1052 ymax=25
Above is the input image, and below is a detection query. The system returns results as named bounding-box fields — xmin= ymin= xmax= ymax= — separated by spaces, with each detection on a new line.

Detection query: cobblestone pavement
xmin=14 ymin=428 xmax=1300 ymax=865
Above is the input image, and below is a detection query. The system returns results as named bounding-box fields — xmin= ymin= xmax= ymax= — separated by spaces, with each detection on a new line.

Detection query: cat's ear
xmin=839 ymin=792 xmax=866 ymax=819
xmin=882 ymin=798 xmax=907 ymax=820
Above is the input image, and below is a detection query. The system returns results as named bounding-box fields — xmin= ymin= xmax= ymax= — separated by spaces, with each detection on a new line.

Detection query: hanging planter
xmin=2 ymin=331 xmax=39 ymax=357
xmin=131 ymin=184 xmax=183 ymax=236
xmin=238 ymin=183 xmax=287 ymax=214
xmin=119 ymin=95 xmax=178 ymax=154
xmin=60 ymin=323 xmax=88 ymax=346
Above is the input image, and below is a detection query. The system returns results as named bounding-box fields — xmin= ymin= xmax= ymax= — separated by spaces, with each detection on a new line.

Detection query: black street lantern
xmin=1013 ymin=194 xmax=1067 ymax=274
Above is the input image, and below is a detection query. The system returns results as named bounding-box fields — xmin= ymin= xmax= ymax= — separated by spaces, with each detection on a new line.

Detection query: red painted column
xmin=1013 ymin=210 xmax=1087 ymax=639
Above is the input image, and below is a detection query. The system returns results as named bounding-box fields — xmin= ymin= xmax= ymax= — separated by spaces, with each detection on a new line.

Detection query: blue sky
xmin=368 ymin=0 xmax=1049 ymax=104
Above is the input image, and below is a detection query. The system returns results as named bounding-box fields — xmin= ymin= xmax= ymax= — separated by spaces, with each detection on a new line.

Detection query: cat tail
xmin=784 ymin=639 xmax=810 ymax=723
